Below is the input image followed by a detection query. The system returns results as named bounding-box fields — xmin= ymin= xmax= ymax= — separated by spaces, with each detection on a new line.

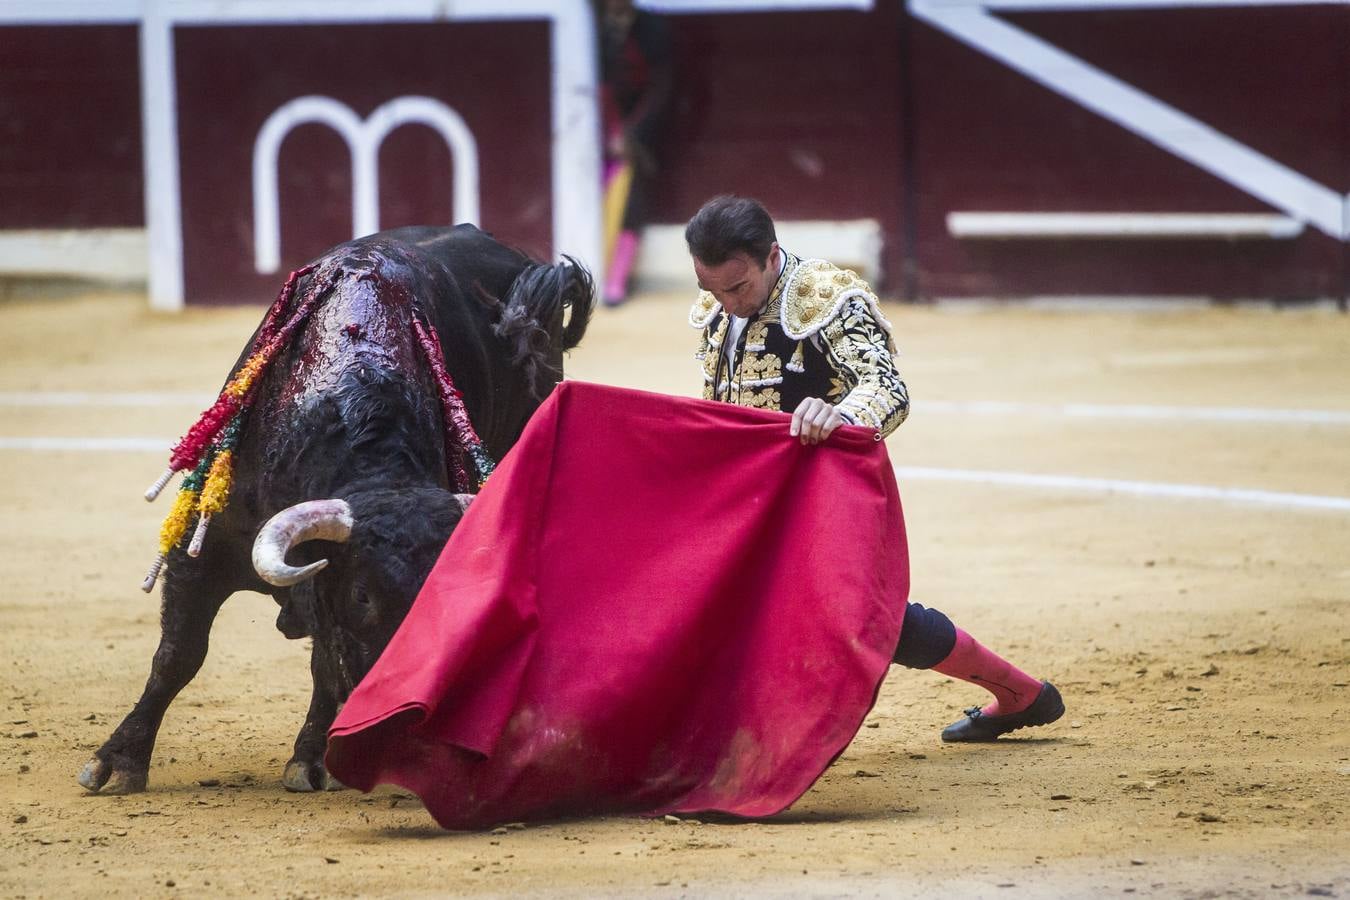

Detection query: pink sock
xmin=605 ymin=230 xmax=638 ymax=303
xmin=931 ymin=628 xmax=1042 ymax=716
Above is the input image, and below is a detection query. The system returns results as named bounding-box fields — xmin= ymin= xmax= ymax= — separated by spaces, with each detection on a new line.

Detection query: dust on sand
xmin=1 ymin=290 xmax=1347 ymax=897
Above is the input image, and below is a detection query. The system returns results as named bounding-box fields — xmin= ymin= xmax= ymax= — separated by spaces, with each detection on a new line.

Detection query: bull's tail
xmin=494 ymin=255 xmax=595 ymax=398
xmin=559 ymin=258 xmax=595 ymax=353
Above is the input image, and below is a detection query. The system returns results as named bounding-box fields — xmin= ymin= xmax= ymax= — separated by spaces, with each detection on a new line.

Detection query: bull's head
xmin=252 ymin=487 xmax=474 ymax=697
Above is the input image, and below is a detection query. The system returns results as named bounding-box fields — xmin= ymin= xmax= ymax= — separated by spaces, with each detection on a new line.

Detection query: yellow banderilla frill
xmin=158 ymin=487 xmax=200 ymax=558
xmin=199 ymin=450 xmax=234 ymax=517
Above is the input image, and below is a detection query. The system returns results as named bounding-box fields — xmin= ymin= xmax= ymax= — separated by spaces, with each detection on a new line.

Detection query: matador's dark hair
xmin=684 ymin=195 xmax=777 ymax=267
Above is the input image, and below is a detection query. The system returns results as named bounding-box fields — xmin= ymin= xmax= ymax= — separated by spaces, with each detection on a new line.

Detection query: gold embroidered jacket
xmin=691 ymin=252 xmax=910 ymax=437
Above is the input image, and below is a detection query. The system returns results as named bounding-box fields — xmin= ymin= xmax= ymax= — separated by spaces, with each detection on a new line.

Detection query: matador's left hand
xmin=790 ymin=397 xmax=844 ymax=446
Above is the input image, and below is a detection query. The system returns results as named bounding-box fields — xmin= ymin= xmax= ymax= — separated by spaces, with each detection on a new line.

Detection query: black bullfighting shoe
xmin=940 ymin=681 xmax=1065 ymax=742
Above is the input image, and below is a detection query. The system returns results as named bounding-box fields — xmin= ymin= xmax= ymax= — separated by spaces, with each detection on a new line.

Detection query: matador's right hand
xmin=790 ymin=397 xmax=844 ymax=446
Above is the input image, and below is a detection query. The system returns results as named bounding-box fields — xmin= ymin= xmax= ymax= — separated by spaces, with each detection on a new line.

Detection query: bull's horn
xmin=252 ymin=499 xmax=354 ymax=587
xmin=454 ymin=493 xmax=475 ymax=512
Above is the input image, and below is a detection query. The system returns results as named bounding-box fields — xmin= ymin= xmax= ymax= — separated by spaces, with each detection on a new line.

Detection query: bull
xmin=78 ymin=225 xmax=592 ymax=794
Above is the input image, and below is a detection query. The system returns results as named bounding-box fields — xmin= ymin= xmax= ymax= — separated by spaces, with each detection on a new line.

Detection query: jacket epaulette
xmin=780 ymin=259 xmax=896 ymax=356
xmin=689 ymin=290 xmax=721 ymax=329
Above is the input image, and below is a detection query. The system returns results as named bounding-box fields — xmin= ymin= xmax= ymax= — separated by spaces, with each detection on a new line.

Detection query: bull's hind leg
xmin=78 ymin=551 xmax=236 ymax=794
xmin=282 ymin=647 xmax=345 ymax=792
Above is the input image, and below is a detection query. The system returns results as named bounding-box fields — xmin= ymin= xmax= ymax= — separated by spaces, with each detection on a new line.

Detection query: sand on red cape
xmin=325 ymin=381 xmax=908 ymax=828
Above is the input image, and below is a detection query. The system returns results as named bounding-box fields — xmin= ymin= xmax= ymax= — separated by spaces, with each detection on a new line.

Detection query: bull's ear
xmin=343 ymin=486 xmax=470 ymax=597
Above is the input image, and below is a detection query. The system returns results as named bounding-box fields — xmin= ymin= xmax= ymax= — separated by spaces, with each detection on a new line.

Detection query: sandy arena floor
xmin=1 ymin=288 xmax=1347 ymax=898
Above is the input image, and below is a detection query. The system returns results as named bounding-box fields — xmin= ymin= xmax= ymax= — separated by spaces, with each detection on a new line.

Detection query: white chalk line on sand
xmin=0 ymin=436 xmax=1346 ymax=513
xmin=0 ymin=437 xmax=170 ymax=452
xmin=0 ymin=391 xmax=214 ymax=407
xmin=895 ymin=466 xmax=1350 ymax=512
xmin=5 ymin=392 xmax=1349 ymax=425
xmin=919 ymin=400 xmax=1350 ymax=425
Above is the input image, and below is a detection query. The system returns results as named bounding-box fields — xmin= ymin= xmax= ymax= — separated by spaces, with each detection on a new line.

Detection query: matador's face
xmin=693 ymin=244 xmax=780 ymax=318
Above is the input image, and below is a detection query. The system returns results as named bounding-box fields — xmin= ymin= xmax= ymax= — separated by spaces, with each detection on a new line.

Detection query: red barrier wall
xmin=648 ymin=8 xmax=906 ymax=281
xmin=174 ymin=22 xmax=552 ymax=305
xmin=1 ymin=7 xmax=1344 ymax=303
xmin=0 ymin=25 xmax=142 ymax=229
xmin=646 ymin=5 xmax=1346 ymax=300
xmin=904 ymin=6 xmax=1347 ymax=299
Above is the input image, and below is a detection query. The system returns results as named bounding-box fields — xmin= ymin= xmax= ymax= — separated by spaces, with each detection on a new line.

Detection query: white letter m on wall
xmin=252 ymin=95 xmax=480 ymax=274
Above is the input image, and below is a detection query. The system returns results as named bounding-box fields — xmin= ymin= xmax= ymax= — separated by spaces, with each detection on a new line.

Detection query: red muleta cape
xmin=326 ymin=381 xmax=908 ymax=828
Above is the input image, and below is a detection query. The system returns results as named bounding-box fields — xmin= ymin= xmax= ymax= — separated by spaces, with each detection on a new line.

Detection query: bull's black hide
xmin=79 ymin=225 xmax=592 ymax=794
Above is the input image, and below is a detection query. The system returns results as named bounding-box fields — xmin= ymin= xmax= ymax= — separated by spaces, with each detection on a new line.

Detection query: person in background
xmin=597 ymin=0 xmax=675 ymax=306
xmin=686 ymin=194 xmax=1066 ymax=742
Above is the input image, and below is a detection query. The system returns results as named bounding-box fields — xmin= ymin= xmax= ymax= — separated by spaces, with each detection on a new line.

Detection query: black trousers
xmin=893 ymin=602 xmax=956 ymax=669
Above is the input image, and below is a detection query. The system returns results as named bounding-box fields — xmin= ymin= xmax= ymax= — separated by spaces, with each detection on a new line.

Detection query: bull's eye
xmin=346 ymin=592 xmax=379 ymax=630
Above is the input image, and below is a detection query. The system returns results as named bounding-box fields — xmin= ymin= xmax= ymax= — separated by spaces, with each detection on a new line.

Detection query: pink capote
xmin=325 ymin=381 xmax=908 ymax=828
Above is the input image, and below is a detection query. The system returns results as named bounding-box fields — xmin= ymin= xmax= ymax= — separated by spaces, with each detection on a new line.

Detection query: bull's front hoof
xmin=78 ymin=758 xmax=148 ymax=795
xmin=282 ymin=759 xmax=346 ymax=793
